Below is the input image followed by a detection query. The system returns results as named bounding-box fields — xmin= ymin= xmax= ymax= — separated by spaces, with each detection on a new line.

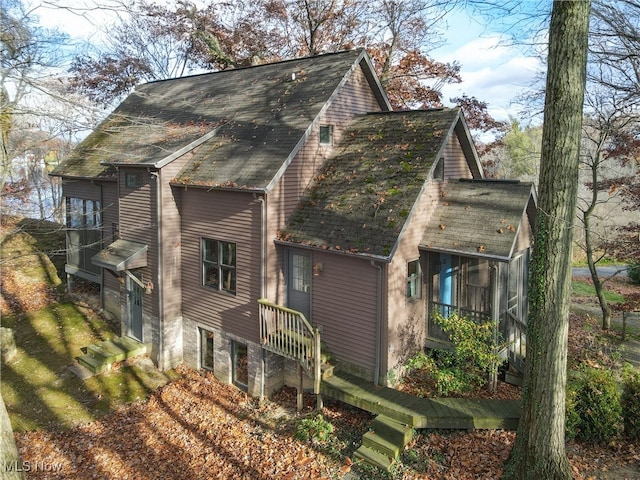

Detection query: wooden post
xmin=623 ymin=312 xmax=627 ymax=341
xmin=297 ymin=363 xmax=303 ymax=412
xmin=315 ymin=329 xmax=323 ymax=411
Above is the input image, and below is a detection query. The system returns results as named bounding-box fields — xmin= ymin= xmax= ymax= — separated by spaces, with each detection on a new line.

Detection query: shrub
xmin=566 ymin=366 xmax=622 ymax=443
xmin=295 ymin=414 xmax=334 ymax=443
xmin=628 ymin=262 xmax=640 ymax=285
xmin=622 ymin=366 xmax=640 ymax=439
xmin=404 ymin=312 xmax=504 ymax=396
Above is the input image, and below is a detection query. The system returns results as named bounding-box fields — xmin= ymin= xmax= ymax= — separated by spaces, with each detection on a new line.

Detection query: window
xmin=66 ymin=197 xmax=102 ymax=228
xmin=200 ymin=328 xmax=214 ymax=371
xmin=232 ymin=341 xmax=248 ymax=390
xmin=202 ymin=238 xmax=236 ymax=294
xmin=407 ymin=259 xmax=421 ymax=299
xmin=65 ymin=197 xmax=103 ymax=274
xmin=319 ymin=125 xmax=334 ymax=145
xmin=291 ymin=253 xmax=311 ymax=293
xmin=433 ymin=157 xmax=444 ymax=181
xmin=125 ymin=172 xmax=143 ymax=188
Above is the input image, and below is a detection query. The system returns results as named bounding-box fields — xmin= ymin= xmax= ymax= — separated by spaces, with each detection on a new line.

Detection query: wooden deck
xmin=321 ymin=371 xmax=521 ymax=430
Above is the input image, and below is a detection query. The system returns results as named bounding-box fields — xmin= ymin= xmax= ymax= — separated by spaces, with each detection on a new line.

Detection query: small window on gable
xmin=319 ymin=125 xmax=334 ymax=145
xmin=433 ymin=157 xmax=444 ymax=181
xmin=407 ymin=259 xmax=421 ymax=300
xmin=125 ymin=172 xmax=143 ymax=188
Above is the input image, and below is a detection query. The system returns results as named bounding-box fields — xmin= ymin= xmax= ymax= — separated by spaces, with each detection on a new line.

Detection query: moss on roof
xmin=420 ymin=179 xmax=535 ymax=259
xmin=279 ymin=109 xmax=460 ymax=257
xmin=53 ymin=50 xmax=370 ymax=184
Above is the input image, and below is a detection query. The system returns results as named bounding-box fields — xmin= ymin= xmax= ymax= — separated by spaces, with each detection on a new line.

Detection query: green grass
xmin=571 ymin=280 xmax=626 ymax=304
xmin=1 ymin=304 xmax=180 ymax=432
xmin=1 ymin=217 xmax=180 ymax=432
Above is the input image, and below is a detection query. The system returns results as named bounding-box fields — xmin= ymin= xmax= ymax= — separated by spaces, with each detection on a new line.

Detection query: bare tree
xmin=577 ymin=87 xmax=639 ymax=329
xmin=1 ymin=0 xmax=67 ymax=191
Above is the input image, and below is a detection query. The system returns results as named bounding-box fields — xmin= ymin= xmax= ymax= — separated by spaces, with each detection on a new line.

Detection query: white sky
xmin=34 ymin=1 xmax=546 ymax=126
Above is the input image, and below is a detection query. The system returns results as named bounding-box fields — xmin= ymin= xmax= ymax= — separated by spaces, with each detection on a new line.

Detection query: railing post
xmin=314 ymin=328 xmax=321 ymax=394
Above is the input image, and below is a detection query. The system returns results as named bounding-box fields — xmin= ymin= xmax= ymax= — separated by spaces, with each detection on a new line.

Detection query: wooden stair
xmin=354 ymin=415 xmax=414 ymax=471
xmin=77 ymin=336 xmax=146 ymax=374
xmin=321 ymin=370 xmax=521 ymax=470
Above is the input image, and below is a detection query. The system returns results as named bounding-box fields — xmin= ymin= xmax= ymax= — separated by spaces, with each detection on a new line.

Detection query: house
xmin=52 ymin=49 xmax=535 ymax=398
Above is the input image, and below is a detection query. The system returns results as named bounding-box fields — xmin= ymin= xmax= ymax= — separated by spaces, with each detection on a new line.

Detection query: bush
xmin=566 ymin=366 xmax=622 ymax=443
xmin=404 ymin=312 xmax=504 ymax=396
xmin=294 ymin=414 xmax=334 ymax=443
xmin=622 ymin=366 xmax=640 ymax=439
xmin=628 ymin=262 xmax=640 ymax=285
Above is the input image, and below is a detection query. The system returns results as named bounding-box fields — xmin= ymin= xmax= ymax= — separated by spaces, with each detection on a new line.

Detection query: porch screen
xmin=429 ymin=254 xmax=491 ymax=340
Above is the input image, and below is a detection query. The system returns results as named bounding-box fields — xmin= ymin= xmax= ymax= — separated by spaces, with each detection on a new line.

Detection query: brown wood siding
xmin=443 ymin=131 xmax=474 ymax=180
xmin=62 ymin=179 xmax=102 ymax=201
xmin=180 ymin=188 xmax=262 ymax=342
xmin=62 ymin=178 xmax=118 ymax=287
xmin=119 ymin=168 xmax=158 ymax=319
xmin=267 ymin=63 xmax=383 ymax=304
xmin=159 ymin=152 xmax=194 ymax=323
xmin=514 ymin=208 xmax=533 ymax=254
xmin=309 ymin=251 xmax=378 ymax=370
xmin=386 ymin=180 xmax=443 ymax=373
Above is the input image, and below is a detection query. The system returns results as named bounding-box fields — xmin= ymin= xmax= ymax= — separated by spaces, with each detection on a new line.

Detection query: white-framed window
xmin=319 ymin=125 xmax=334 ymax=145
xmin=407 ymin=259 xmax=421 ymax=300
xmin=200 ymin=328 xmax=214 ymax=371
xmin=202 ymin=238 xmax=236 ymax=294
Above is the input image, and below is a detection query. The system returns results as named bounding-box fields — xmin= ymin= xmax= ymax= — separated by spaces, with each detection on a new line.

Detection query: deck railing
xmin=258 ymin=298 xmax=321 ymax=394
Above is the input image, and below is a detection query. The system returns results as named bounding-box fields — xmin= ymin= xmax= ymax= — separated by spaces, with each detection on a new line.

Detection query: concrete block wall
xmin=160 ymin=315 xmax=183 ymax=371
xmin=181 ymin=318 xmax=287 ymax=397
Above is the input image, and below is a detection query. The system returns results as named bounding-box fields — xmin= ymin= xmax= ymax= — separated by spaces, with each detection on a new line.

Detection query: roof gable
xmin=53 ymin=49 xmax=387 ymax=184
xmin=278 ymin=108 xmax=462 ymax=257
xmin=420 ymin=179 xmax=535 ymax=260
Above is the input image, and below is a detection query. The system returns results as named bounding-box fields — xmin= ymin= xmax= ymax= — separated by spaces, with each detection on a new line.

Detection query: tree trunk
xmin=583 ymin=151 xmax=611 ymax=330
xmin=584 ymin=207 xmax=611 ymax=330
xmin=503 ymin=2 xmax=591 ymax=479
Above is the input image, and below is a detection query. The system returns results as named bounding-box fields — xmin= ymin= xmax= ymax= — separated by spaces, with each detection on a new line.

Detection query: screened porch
xmin=425 ymin=251 xmax=529 ymax=373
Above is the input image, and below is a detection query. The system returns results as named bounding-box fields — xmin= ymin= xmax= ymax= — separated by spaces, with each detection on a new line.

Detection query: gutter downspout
xmin=257 ymin=194 xmax=267 ymax=299
xmin=154 ymin=169 xmax=165 ymax=370
xmin=256 ymin=194 xmax=267 ymax=399
xmin=489 ymin=261 xmax=499 ymax=392
xmin=96 ymin=181 xmax=105 ymax=311
xmin=371 ymin=260 xmax=382 ymax=386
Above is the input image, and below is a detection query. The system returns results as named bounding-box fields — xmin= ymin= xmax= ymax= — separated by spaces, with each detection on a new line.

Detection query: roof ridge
xmin=363 ymin=107 xmax=458 ymax=116
xmin=140 ymin=49 xmax=365 ymax=87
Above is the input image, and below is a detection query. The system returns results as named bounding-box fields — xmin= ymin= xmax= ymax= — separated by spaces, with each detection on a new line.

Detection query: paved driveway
xmin=573 ymin=266 xmax=628 ymax=277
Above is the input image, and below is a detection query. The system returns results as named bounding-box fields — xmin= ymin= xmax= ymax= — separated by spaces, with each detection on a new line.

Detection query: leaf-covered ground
xmin=14 ymin=364 xmax=640 ymax=480
xmin=5 ymin=216 xmax=640 ymax=479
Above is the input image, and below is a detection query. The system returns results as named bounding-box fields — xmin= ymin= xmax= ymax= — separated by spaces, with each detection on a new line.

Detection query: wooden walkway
xmin=321 ymin=371 xmax=521 ymax=430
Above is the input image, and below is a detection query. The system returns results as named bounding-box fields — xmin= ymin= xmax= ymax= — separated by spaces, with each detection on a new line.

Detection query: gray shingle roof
xmin=278 ymin=109 xmax=461 ymax=257
xmin=53 ymin=49 xmax=380 ymax=185
xmin=420 ymin=179 xmax=535 ymax=259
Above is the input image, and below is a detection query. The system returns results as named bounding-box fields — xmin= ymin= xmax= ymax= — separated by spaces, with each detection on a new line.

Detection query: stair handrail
xmin=258 ymin=298 xmax=321 ymax=394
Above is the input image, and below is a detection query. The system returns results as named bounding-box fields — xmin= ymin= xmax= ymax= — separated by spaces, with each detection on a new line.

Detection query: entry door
xmin=127 ymin=274 xmax=143 ymax=341
xmin=287 ymin=250 xmax=312 ymax=321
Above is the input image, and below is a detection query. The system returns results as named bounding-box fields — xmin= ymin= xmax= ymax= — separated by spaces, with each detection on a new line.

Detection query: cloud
xmin=434 ymin=28 xmax=543 ymax=122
